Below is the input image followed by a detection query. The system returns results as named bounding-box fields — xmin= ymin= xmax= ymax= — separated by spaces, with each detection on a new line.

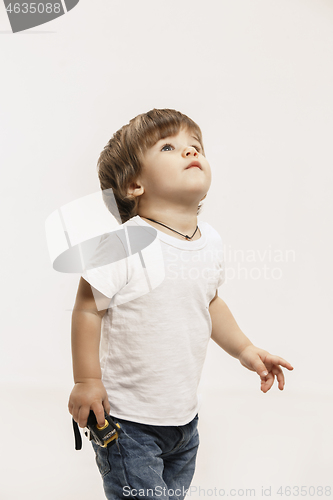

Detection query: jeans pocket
xmin=92 ymin=441 xmax=111 ymax=478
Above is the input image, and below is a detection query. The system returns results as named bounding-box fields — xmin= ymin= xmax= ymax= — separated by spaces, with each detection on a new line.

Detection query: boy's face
xmin=132 ymin=127 xmax=211 ymax=210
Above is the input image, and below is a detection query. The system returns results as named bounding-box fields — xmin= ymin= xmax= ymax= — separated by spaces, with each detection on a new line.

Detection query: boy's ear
xmin=127 ymin=181 xmax=145 ymax=199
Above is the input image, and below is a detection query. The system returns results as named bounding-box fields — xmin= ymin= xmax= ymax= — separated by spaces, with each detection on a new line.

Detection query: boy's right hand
xmin=68 ymin=378 xmax=111 ymax=428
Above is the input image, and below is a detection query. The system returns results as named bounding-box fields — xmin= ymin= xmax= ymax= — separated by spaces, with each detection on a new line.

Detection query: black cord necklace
xmin=142 ymin=217 xmax=199 ymax=240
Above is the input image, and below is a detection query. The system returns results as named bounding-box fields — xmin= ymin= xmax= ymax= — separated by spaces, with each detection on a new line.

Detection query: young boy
xmin=68 ymin=108 xmax=293 ymax=500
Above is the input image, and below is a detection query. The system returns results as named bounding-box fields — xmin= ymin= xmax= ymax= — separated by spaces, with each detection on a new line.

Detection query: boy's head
xmin=98 ymin=108 xmax=210 ymax=224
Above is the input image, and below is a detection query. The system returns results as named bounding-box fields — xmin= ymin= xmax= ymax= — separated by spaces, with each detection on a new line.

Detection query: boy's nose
xmin=183 ymin=146 xmax=199 ymax=157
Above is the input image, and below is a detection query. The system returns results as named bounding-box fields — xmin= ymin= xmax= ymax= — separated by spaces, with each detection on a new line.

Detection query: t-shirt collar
xmin=126 ymin=215 xmax=208 ymax=250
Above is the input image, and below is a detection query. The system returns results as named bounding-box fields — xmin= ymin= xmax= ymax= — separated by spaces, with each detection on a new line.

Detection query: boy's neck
xmin=138 ymin=211 xmax=201 ymax=241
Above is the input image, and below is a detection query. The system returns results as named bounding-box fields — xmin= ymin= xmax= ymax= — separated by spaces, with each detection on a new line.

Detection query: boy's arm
xmin=208 ymin=292 xmax=253 ymax=358
xmin=209 ymin=292 xmax=294 ymax=392
xmin=68 ymin=277 xmax=111 ymax=428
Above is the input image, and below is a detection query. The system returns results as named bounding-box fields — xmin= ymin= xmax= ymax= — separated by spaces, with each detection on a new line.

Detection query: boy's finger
xmin=277 ymin=371 xmax=285 ymax=390
xmin=265 ymin=354 xmax=294 ymax=370
xmin=253 ymin=359 xmax=269 ymax=378
xmin=78 ymin=406 xmax=90 ymax=428
xmin=272 ymin=366 xmax=285 ymax=390
xmin=91 ymin=402 xmax=107 ymax=428
xmin=71 ymin=407 xmax=79 ymax=424
xmin=103 ymin=398 xmax=111 ymax=416
xmin=261 ymin=373 xmax=274 ymax=392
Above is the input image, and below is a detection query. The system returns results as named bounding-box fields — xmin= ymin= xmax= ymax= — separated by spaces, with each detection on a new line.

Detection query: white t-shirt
xmin=81 ymin=215 xmax=225 ymax=425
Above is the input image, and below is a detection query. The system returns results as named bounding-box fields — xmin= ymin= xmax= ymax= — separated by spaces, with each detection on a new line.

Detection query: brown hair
xmin=97 ymin=108 xmax=206 ymax=224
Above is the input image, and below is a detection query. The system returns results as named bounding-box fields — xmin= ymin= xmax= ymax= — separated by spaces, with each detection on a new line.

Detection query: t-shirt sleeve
xmin=207 ymin=222 xmax=226 ymax=288
xmin=81 ymin=231 xmax=128 ymax=299
xmin=217 ymin=257 xmax=226 ymax=287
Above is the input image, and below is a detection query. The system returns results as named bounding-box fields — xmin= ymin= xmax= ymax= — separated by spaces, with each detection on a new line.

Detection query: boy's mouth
xmin=185 ymin=161 xmax=202 ymax=170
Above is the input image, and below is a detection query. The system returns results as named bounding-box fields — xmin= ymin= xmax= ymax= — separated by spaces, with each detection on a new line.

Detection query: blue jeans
xmin=92 ymin=413 xmax=200 ymax=500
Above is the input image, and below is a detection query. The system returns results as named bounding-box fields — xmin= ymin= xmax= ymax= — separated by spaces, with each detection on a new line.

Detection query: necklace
xmin=141 ymin=217 xmax=199 ymax=240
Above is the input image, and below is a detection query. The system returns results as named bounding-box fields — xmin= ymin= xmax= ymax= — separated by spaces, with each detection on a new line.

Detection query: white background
xmin=1 ymin=0 xmax=332 ymax=498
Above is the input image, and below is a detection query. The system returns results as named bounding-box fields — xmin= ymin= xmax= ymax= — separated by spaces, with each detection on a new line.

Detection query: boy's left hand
xmin=238 ymin=345 xmax=294 ymax=392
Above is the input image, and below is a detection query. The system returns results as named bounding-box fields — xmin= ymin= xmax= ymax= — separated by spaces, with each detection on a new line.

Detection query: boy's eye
xmin=161 ymin=143 xmax=173 ymax=152
xmin=161 ymin=143 xmax=202 ymax=152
